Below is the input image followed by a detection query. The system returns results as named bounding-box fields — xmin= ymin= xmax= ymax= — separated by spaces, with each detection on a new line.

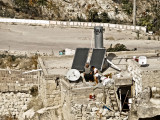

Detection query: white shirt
xmin=94 ymin=68 xmax=98 ymax=74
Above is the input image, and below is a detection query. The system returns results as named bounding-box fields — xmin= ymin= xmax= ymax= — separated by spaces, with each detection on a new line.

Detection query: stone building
xmin=36 ymin=51 xmax=129 ymax=119
xmin=1 ymin=50 xmax=159 ymax=119
xmin=37 ymin=55 xmax=124 ymax=120
xmin=127 ymin=57 xmax=160 ymax=119
xmin=37 ymin=50 xmax=160 ymax=120
xmin=128 ymin=57 xmax=160 ymax=95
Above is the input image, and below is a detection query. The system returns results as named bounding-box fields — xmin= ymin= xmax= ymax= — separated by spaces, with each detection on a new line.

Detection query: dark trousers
xmin=84 ymin=73 xmax=94 ymax=82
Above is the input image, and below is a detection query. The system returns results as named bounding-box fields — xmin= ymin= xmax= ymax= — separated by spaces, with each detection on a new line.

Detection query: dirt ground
xmin=0 ymin=23 xmax=160 ymax=55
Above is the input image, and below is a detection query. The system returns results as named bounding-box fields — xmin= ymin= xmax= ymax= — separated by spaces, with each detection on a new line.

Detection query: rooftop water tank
xmin=94 ymin=26 xmax=103 ymax=48
xmin=139 ymin=56 xmax=147 ymax=65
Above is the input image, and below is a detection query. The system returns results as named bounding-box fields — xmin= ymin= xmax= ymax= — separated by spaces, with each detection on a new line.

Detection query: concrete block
xmin=104 ymin=23 xmax=109 ymax=27
xmin=57 ymin=21 xmax=61 ymax=25
xmin=84 ymin=22 xmax=88 ymax=27
xmin=80 ymin=22 xmax=84 ymax=26
xmin=127 ymin=25 xmax=131 ymax=29
xmin=88 ymin=23 xmax=92 ymax=26
xmin=141 ymin=27 xmax=146 ymax=32
xmin=77 ymin=22 xmax=81 ymax=26
xmin=70 ymin=22 xmax=74 ymax=26
xmin=91 ymin=23 xmax=96 ymax=27
xmin=74 ymin=22 xmax=78 ymax=26
xmin=109 ymin=24 xmax=116 ymax=28
xmin=63 ymin=22 xmax=67 ymax=26
xmin=130 ymin=26 xmax=135 ymax=30
xmin=95 ymin=23 xmax=100 ymax=26
xmin=136 ymin=26 xmax=140 ymax=30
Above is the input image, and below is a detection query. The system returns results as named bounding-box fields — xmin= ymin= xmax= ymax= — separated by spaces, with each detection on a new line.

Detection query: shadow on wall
xmin=139 ymin=115 xmax=160 ymax=120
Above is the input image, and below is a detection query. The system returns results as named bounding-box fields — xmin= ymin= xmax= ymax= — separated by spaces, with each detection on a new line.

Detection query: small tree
xmin=99 ymin=12 xmax=110 ymax=23
xmin=88 ymin=9 xmax=101 ymax=22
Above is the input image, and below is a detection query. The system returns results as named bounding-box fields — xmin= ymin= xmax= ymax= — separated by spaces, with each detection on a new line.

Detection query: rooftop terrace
xmin=38 ymin=56 xmax=73 ymax=76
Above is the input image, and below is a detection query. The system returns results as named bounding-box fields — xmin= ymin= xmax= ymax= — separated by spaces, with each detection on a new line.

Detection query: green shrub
xmin=88 ymin=9 xmax=101 ymax=22
xmin=121 ymin=0 xmax=133 ymax=15
xmin=30 ymin=85 xmax=38 ymax=97
xmin=99 ymin=12 xmax=111 ymax=23
xmin=106 ymin=43 xmax=130 ymax=52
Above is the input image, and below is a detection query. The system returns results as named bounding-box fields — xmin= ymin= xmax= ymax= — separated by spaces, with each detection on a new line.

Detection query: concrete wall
xmin=0 ymin=69 xmax=38 ymax=92
xmin=0 ymin=18 xmax=147 ymax=32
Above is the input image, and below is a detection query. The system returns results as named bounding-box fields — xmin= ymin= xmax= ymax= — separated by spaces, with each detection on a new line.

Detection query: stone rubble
xmin=0 ymin=92 xmax=32 ymax=118
xmin=70 ymin=102 xmax=128 ymax=120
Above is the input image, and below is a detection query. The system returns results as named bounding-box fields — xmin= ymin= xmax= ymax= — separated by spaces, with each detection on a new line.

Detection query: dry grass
xmin=0 ymin=54 xmax=38 ymax=70
xmin=0 ymin=114 xmax=18 ymax=120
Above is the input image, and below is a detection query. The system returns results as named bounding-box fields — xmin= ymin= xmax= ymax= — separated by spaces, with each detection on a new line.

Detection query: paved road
xmin=0 ymin=23 xmax=160 ymax=55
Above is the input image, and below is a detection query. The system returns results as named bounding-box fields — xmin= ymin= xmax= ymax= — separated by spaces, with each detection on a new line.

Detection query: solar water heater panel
xmin=90 ymin=49 xmax=106 ymax=71
xmin=71 ymin=48 xmax=90 ymax=72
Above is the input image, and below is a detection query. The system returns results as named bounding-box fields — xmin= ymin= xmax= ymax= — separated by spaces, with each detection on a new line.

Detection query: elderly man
xmin=83 ymin=63 xmax=93 ymax=82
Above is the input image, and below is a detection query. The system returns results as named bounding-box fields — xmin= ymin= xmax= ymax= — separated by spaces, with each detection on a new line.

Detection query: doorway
xmin=117 ymin=86 xmax=132 ymax=112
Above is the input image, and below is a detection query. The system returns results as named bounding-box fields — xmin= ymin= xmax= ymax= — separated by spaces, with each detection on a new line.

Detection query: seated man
xmin=84 ymin=63 xmax=93 ymax=82
xmin=91 ymin=66 xmax=101 ymax=84
xmin=94 ymin=69 xmax=101 ymax=84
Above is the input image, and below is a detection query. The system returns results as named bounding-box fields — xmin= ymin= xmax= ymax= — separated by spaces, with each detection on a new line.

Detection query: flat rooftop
xmin=39 ymin=55 xmax=128 ymax=75
xmin=140 ymin=57 xmax=160 ymax=71
xmin=128 ymin=57 xmax=160 ymax=72
xmin=38 ymin=56 xmax=73 ymax=75
xmin=38 ymin=52 xmax=160 ymax=77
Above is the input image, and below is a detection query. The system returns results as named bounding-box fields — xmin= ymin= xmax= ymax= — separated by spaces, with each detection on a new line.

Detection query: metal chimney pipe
xmin=94 ymin=26 xmax=103 ymax=48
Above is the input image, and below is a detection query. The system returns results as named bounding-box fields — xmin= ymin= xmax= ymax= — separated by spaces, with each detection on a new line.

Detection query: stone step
xmin=101 ymin=117 xmax=107 ymax=120
xmin=108 ymin=90 xmax=115 ymax=95
xmin=110 ymin=97 xmax=117 ymax=101
xmin=110 ymin=94 xmax=116 ymax=98
xmin=109 ymin=86 xmax=114 ymax=90
xmin=113 ymin=106 xmax=119 ymax=111
xmin=112 ymin=101 xmax=118 ymax=105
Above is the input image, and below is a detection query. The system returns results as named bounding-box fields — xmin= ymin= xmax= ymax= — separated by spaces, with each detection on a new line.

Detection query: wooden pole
xmin=119 ymin=89 xmax=122 ymax=112
xmin=133 ymin=0 xmax=136 ymax=27
xmin=122 ymin=90 xmax=129 ymax=111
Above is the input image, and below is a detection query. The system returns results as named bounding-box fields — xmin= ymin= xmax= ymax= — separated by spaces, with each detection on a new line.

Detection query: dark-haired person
xmin=84 ymin=63 xmax=91 ymax=82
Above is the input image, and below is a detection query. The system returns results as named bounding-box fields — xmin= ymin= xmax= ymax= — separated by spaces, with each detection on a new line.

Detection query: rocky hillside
xmin=0 ymin=0 xmax=160 ymax=33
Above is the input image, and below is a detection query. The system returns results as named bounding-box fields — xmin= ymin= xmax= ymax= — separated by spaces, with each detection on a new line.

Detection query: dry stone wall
xmin=142 ymin=70 xmax=160 ymax=89
xmin=151 ymin=87 xmax=160 ymax=98
xmin=0 ymin=69 xmax=38 ymax=92
xmin=39 ymin=75 xmax=61 ymax=107
xmin=0 ymin=69 xmax=37 ymax=119
xmin=127 ymin=59 xmax=142 ymax=96
xmin=61 ymin=79 xmax=124 ymax=120
xmin=128 ymin=59 xmax=160 ymax=96
xmin=0 ymin=92 xmax=32 ymax=118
